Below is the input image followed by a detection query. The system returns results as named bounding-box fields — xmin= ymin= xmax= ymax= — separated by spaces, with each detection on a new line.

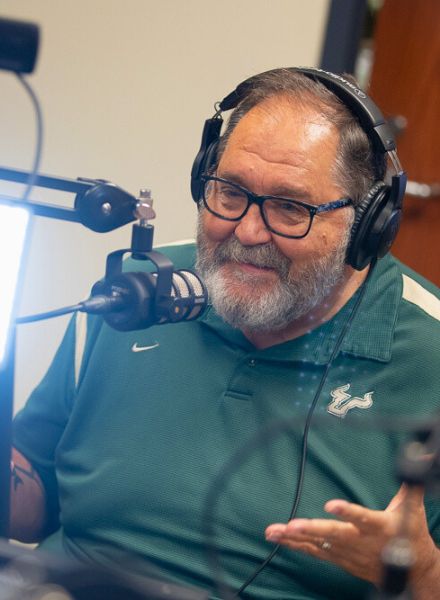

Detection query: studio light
xmin=0 ymin=203 xmax=30 ymax=366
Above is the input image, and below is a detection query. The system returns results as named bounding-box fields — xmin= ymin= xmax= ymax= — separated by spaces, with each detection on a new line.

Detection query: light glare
xmin=0 ymin=205 xmax=30 ymax=366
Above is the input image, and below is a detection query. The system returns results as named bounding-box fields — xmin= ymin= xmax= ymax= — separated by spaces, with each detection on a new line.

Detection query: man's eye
xmin=271 ymin=200 xmax=303 ymax=215
xmin=218 ymin=185 xmax=244 ymax=199
xmin=279 ymin=201 xmax=301 ymax=213
xmin=265 ymin=199 xmax=309 ymax=224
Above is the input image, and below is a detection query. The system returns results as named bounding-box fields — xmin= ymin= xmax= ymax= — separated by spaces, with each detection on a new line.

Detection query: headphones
xmin=191 ymin=67 xmax=407 ymax=271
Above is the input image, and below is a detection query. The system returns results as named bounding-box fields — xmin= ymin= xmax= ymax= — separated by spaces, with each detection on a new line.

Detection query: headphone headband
xmin=219 ymin=67 xmax=397 ymax=155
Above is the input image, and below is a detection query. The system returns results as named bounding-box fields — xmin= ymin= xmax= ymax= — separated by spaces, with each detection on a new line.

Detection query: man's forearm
xmin=9 ymin=448 xmax=48 ymax=542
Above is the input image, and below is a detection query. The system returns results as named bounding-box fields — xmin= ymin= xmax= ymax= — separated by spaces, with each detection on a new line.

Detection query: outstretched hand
xmin=265 ymin=485 xmax=438 ymax=588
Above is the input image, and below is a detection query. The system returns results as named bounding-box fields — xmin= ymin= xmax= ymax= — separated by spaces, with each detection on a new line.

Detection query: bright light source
xmin=0 ymin=204 xmax=30 ymax=366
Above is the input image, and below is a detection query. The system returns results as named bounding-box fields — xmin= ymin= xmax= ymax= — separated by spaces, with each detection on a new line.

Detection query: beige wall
xmin=0 ymin=0 xmax=329 ymax=410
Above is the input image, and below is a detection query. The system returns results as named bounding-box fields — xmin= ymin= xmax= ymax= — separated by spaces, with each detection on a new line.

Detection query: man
xmin=9 ymin=69 xmax=440 ymax=599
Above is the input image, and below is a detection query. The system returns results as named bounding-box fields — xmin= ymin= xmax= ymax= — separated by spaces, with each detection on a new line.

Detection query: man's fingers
xmin=266 ymin=518 xmax=355 ymax=546
xmin=265 ymin=523 xmax=287 ymax=542
xmin=276 ymin=539 xmax=323 ymax=558
xmin=324 ymin=500 xmax=386 ymax=533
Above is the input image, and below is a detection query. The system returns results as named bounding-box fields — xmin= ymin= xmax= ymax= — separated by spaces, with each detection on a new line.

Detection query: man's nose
xmin=234 ymin=204 xmax=272 ymax=246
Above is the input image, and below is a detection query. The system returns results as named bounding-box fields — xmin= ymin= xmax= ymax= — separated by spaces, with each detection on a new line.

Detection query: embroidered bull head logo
xmin=327 ymin=384 xmax=374 ymax=418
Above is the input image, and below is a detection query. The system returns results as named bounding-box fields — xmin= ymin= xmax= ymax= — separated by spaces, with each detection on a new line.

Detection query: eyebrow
xmin=217 ymin=171 xmax=312 ymax=201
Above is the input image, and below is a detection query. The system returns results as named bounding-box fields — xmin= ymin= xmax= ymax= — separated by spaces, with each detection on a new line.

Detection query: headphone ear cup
xmin=203 ymin=139 xmax=219 ymax=178
xmin=191 ymin=117 xmax=223 ymax=203
xmin=191 ymin=140 xmax=219 ymax=202
xmin=347 ymin=181 xmax=402 ymax=270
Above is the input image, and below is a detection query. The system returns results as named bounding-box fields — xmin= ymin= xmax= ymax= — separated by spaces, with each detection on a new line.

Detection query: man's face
xmin=196 ymin=96 xmax=354 ymax=333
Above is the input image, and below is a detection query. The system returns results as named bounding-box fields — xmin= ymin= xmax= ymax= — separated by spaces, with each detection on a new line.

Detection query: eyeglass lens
xmin=203 ymin=178 xmax=312 ymax=237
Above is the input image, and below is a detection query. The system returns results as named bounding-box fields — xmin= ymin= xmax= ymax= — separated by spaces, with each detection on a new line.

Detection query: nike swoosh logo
xmin=131 ymin=342 xmax=160 ymax=352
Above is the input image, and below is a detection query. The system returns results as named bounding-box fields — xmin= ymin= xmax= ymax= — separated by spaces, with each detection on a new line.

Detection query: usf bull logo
xmin=327 ymin=383 xmax=374 ymax=418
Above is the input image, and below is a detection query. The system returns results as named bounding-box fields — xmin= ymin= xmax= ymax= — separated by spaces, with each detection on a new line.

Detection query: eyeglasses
xmin=201 ymin=175 xmax=353 ymax=239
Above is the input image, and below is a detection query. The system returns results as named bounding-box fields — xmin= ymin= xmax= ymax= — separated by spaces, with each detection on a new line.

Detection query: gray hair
xmin=214 ymin=68 xmax=386 ymax=207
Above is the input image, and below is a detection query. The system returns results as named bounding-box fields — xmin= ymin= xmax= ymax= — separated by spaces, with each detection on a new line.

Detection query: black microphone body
xmin=0 ymin=17 xmax=39 ymax=73
xmin=85 ymin=269 xmax=208 ymax=331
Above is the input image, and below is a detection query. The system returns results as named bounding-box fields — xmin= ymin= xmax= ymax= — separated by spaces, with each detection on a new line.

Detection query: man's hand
xmin=265 ymin=485 xmax=439 ymax=594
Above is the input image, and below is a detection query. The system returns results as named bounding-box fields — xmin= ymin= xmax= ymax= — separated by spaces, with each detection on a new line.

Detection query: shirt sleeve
xmin=13 ymin=315 xmax=78 ymax=530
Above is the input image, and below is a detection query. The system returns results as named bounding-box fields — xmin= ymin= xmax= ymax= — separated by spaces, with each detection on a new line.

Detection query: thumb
xmin=386 ymin=483 xmax=409 ymax=513
xmin=386 ymin=483 xmax=425 ymax=513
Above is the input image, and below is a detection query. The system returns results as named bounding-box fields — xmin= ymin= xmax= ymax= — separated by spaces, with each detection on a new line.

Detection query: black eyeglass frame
xmin=200 ymin=175 xmax=353 ymax=239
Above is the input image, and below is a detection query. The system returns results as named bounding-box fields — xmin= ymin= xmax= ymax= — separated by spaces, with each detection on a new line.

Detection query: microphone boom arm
xmin=0 ymin=165 xmax=138 ymax=232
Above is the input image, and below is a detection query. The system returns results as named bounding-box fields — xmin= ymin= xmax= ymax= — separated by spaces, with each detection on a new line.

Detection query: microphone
xmin=81 ymin=269 xmax=208 ymax=331
xmin=0 ymin=17 xmax=39 ymax=74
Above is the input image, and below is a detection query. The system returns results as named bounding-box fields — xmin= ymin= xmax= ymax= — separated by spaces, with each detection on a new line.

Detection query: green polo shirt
xmin=13 ymin=242 xmax=440 ymax=599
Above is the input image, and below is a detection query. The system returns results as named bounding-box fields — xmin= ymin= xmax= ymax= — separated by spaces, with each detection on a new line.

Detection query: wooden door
xmin=368 ymin=0 xmax=440 ymax=284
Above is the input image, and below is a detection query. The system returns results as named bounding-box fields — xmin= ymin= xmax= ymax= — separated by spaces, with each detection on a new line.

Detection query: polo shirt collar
xmin=200 ymin=255 xmax=402 ymax=365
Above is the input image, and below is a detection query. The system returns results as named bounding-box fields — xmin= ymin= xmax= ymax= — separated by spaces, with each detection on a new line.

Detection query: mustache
xmin=212 ymin=236 xmax=291 ymax=279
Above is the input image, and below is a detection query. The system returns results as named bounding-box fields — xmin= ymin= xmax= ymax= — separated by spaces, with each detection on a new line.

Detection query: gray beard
xmin=196 ymin=218 xmax=351 ymax=333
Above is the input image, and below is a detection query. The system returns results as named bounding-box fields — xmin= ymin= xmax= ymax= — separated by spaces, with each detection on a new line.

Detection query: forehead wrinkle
xmin=219 ymin=144 xmax=315 ymax=199
xmin=225 ymin=102 xmax=339 ymax=174
xmin=237 ymin=146 xmax=308 ymax=169
xmin=237 ymin=96 xmax=337 ymax=139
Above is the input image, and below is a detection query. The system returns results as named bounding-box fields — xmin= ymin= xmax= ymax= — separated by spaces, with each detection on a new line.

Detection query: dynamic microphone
xmin=0 ymin=17 xmax=39 ymax=74
xmin=81 ymin=269 xmax=208 ymax=331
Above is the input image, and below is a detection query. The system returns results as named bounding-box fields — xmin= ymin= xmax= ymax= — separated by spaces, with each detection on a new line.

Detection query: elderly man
xmin=9 ymin=68 xmax=440 ymax=599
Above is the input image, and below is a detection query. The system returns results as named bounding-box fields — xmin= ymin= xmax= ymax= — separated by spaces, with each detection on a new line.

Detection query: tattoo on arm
xmin=11 ymin=462 xmax=43 ymax=493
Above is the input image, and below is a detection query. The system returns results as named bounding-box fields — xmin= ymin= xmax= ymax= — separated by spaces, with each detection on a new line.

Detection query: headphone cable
xmin=207 ymin=259 xmax=379 ymax=599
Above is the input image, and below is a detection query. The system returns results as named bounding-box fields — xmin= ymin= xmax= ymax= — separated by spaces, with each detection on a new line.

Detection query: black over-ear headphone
xmin=191 ymin=67 xmax=407 ymax=271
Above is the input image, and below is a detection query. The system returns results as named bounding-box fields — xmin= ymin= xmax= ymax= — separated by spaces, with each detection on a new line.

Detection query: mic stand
xmin=0 ymin=165 xmax=145 ymax=539
xmin=371 ymin=423 xmax=440 ymax=599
